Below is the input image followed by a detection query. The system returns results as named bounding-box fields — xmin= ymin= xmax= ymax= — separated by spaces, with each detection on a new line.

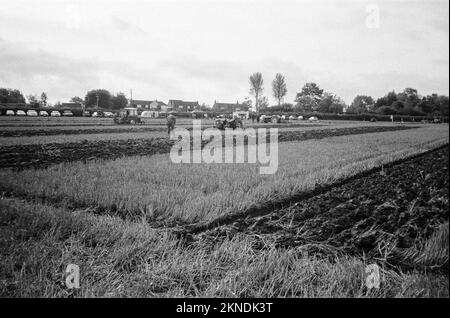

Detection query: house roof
xmin=168 ymin=99 xmax=199 ymax=107
xmin=153 ymin=100 xmax=167 ymax=106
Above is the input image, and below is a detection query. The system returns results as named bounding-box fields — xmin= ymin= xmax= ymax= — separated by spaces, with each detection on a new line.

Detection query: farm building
xmin=212 ymin=101 xmax=249 ymax=112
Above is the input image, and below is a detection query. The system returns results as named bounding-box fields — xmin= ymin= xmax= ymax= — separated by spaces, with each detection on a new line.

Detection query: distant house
xmin=212 ymin=101 xmax=249 ymax=112
xmin=130 ymin=100 xmax=153 ymax=109
xmin=149 ymin=100 xmax=167 ymax=110
xmin=166 ymin=100 xmax=200 ymax=112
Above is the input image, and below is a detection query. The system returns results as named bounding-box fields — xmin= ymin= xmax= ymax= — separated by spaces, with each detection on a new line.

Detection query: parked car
xmin=288 ymin=115 xmax=297 ymax=120
xmin=82 ymin=111 xmax=91 ymax=117
xmin=140 ymin=111 xmax=156 ymax=123
xmin=103 ymin=112 xmax=114 ymax=118
xmin=298 ymin=116 xmax=304 ymax=120
xmin=27 ymin=110 xmax=38 ymax=116
xmin=62 ymin=110 xmax=73 ymax=117
xmin=39 ymin=111 xmax=49 ymax=116
xmin=308 ymin=116 xmax=318 ymax=122
xmin=50 ymin=111 xmax=61 ymax=117
xmin=16 ymin=110 xmax=26 ymax=116
xmin=6 ymin=110 xmax=14 ymax=116
xmin=140 ymin=111 xmax=153 ymax=118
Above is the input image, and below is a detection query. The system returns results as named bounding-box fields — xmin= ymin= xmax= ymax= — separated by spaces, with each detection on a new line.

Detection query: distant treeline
xmin=260 ymin=85 xmax=449 ymax=117
xmin=1 ymin=84 xmax=449 ymax=119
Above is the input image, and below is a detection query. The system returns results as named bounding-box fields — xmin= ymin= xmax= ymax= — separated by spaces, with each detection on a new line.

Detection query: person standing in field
xmin=167 ymin=113 xmax=176 ymax=136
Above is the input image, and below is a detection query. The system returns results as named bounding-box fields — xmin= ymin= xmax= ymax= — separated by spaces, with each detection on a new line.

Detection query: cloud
xmin=0 ymin=38 xmax=104 ymax=99
xmin=0 ymin=0 xmax=448 ymax=107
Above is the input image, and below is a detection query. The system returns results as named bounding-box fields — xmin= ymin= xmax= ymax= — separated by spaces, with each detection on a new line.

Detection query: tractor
xmin=113 ymin=107 xmax=142 ymax=125
xmin=260 ymin=114 xmax=284 ymax=123
xmin=213 ymin=116 xmax=244 ymax=130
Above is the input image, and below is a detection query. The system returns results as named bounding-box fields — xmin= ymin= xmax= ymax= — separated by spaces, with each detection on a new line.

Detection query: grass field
xmin=0 ymin=117 xmax=448 ymax=297
xmin=1 ymin=197 xmax=447 ymax=297
xmin=0 ymin=125 xmax=447 ymax=223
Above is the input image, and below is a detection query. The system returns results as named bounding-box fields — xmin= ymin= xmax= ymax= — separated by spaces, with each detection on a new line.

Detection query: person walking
xmin=167 ymin=113 xmax=176 ymax=136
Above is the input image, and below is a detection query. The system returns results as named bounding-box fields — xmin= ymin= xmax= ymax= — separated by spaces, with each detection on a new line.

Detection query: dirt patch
xmin=276 ymin=125 xmax=415 ymax=142
xmin=191 ymin=146 xmax=449 ymax=270
xmin=0 ymin=138 xmax=174 ymax=170
xmin=0 ymin=127 xmax=164 ymax=137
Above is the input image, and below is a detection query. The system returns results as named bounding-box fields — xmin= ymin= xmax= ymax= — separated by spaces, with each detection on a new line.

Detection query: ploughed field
xmin=0 ymin=117 xmax=448 ymax=297
xmin=0 ymin=124 xmax=415 ymax=169
xmin=193 ymin=145 xmax=449 ymax=273
xmin=0 ymin=122 xmax=327 ymax=136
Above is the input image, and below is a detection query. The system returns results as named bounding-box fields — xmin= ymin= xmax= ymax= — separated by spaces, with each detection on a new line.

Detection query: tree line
xmin=73 ymin=90 xmax=128 ymax=109
xmin=247 ymin=72 xmax=448 ymax=116
xmin=1 ymin=79 xmax=449 ymax=116
xmin=0 ymin=88 xmax=128 ymax=110
xmin=348 ymin=89 xmax=449 ymax=116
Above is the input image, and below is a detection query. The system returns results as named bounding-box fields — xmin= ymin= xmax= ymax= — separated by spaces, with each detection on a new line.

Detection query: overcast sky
xmin=0 ymin=0 xmax=448 ymax=105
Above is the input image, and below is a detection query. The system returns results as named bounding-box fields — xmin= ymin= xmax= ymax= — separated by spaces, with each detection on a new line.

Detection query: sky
xmin=0 ymin=0 xmax=448 ymax=105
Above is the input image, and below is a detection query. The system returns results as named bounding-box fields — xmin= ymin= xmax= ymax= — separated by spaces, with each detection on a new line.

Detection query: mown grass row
xmin=0 ymin=198 xmax=447 ymax=297
xmin=0 ymin=125 xmax=448 ymax=224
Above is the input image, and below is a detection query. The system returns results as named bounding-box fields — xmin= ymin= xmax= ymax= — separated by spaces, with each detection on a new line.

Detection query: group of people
xmin=249 ymin=113 xmax=260 ymax=123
